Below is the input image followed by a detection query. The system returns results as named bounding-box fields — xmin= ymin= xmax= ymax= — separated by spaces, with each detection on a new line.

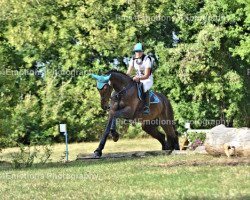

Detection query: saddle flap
xmin=136 ymin=83 xmax=160 ymax=104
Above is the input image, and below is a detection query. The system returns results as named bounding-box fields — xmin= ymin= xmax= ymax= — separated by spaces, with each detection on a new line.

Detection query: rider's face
xmin=135 ymin=51 xmax=143 ymax=58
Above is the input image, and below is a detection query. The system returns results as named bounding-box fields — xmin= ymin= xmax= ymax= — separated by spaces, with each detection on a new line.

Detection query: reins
xmin=110 ymin=81 xmax=135 ymax=101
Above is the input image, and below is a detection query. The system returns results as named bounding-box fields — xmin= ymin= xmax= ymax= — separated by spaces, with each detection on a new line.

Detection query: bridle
xmin=110 ymin=81 xmax=135 ymax=102
xmin=99 ymin=81 xmax=135 ymax=110
xmin=100 ymin=81 xmax=135 ymax=102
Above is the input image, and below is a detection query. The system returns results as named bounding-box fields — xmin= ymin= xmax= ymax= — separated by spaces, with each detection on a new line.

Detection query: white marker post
xmin=184 ymin=122 xmax=191 ymax=130
xmin=59 ymin=124 xmax=69 ymax=162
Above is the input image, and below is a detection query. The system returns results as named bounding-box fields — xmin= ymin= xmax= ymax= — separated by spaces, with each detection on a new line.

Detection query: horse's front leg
xmin=110 ymin=118 xmax=119 ymax=142
xmin=94 ymin=118 xmax=113 ymax=158
xmin=110 ymin=107 xmax=134 ymax=142
xmin=94 ymin=107 xmax=133 ymax=157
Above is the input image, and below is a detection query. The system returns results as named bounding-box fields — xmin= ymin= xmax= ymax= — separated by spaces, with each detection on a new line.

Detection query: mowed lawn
xmin=0 ymin=138 xmax=249 ymax=200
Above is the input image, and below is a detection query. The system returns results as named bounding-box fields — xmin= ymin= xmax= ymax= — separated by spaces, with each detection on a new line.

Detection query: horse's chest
xmin=112 ymin=99 xmax=125 ymax=110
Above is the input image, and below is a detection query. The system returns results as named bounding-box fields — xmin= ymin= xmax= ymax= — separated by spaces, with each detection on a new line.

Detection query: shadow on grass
xmin=1 ymin=154 xmax=250 ymax=171
xmin=182 ymin=196 xmax=250 ymax=200
xmin=0 ymin=156 xmax=147 ymax=171
xmin=155 ymin=157 xmax=250 ymax=167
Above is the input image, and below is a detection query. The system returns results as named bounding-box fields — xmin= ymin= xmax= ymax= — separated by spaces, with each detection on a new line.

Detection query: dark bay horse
xmin=91 ymin=70 xmax=179 ymax=157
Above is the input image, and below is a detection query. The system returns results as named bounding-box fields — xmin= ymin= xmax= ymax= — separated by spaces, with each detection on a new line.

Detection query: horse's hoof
xmin=112 ymin=136 xmax=119 ymax=142
xmin=111 ymin=130 xmax=119 ymax=142
xmin=174 ymin=145 xmax=180 ymax=150
xmin=94 ymin=150 xmax=102 ymax=158
xmin=163 ymin=141 xmax=174 ymax=151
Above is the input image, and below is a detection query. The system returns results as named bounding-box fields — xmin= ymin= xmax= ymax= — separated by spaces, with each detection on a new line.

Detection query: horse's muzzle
xmin=102 ymin=105 xmax=110 ymax=111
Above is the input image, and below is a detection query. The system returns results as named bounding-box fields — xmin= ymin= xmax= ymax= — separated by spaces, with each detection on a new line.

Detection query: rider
xmin=126 ymin=42 xmax=153 ymax=114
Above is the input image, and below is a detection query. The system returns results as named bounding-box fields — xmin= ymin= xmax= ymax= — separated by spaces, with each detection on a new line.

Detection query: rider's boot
xmin=143 ymin=90 xmax=150 ymax=114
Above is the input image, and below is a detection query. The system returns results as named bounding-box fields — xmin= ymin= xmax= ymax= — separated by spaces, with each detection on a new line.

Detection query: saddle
xmin=136 ymin=83 xmax=160 ymax=104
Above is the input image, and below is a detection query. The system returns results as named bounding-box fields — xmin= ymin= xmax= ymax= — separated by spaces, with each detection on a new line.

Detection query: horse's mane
xmin=105 ymin=69 xmax=133 ymax=81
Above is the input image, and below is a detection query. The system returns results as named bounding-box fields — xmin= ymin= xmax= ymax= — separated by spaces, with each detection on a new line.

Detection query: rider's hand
xmin=133 ymin=76 xmax=140 ymax=82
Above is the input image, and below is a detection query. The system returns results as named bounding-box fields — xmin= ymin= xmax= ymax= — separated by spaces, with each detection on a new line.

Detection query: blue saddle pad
xmin=149 ymin=91 xmax=160 ymax=104
xmin=137 ymin=84 xmax=160 ymax=104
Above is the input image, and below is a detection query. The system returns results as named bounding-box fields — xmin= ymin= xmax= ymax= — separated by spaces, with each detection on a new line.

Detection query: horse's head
xmin=91 ymin=74 xmax=112 ymax=110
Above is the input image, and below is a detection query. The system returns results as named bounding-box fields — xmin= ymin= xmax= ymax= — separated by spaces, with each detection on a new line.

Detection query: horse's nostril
xmin=103 ymin=105 xmax=110 ymax=111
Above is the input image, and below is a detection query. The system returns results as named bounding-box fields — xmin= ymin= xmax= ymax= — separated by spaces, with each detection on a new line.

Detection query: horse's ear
xmin=103 ymin=74 xmax=111 ymax=82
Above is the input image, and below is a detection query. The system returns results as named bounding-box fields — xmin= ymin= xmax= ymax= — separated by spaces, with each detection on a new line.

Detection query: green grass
xmin=0 ymin=138 xmax=162 ymax=162
xmin=0 ymin=138 xmax=249 ymax=200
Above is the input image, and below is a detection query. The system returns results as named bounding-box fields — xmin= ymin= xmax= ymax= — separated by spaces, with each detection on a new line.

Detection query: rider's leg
xmin=141 ymin=78 xmax=153 ymax=114
xmin=143 ymin=90 xmax=150 ymax=114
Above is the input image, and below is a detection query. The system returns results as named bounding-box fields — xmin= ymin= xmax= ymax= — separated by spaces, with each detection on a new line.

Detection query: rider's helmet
xmin=133 ymin=43 xmax=143 ymax=52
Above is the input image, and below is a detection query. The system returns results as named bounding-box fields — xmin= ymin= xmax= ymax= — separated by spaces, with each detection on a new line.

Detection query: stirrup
xmin=143 ymin=106 xmax=150 ymax=114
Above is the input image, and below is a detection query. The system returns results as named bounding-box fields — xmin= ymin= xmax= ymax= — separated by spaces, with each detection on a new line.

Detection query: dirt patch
xmin=155 ymin=157 xmax=250 ymax=167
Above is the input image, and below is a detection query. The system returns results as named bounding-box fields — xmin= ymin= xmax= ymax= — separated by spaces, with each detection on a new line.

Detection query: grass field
xmin=0 ymin=138 xmax=250 ymax=200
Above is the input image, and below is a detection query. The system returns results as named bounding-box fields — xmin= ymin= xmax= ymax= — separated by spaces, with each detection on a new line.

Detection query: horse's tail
xmin=161 ymin=94 xmax=179 ymax=134
xmin=156 ymin=93 xmax=175 ymax=125
xmin=157 ymin=92 xmax=180 ymax=149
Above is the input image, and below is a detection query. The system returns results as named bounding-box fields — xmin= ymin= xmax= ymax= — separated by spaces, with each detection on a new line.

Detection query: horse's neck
xmin=110 ymin=72 xmax=132 ymax=92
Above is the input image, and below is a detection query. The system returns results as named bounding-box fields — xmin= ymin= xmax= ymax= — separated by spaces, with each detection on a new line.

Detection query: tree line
xmin=0 ymin=0 xmax=249 ymax=147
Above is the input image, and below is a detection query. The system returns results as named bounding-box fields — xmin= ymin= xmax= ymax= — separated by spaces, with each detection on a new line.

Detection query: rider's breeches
xmin=141 ymin=75 xmax=153 ymax=92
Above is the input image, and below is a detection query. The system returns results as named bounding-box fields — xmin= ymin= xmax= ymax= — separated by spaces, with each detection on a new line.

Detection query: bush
xmin=10 ymin=143 xmax=53 ymax=169
xmin=187 ymin=131 xmax=206 ymax=143
xmin=122 ymin=123 xmax=145 ymax=139
xmin=11 ymin=94 xmax=42 ymax=144
xmin=0 ymin=137 xmax=14 ymax=152
xmin=187 ymin=132 xmax=206 ymax=150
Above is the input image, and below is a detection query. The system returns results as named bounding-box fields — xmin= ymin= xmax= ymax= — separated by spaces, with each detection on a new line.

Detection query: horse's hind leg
xmin=160 ymin=123 xmax=180 ymax=150
xmin=142 ymin=123 xmax=168 ymax=150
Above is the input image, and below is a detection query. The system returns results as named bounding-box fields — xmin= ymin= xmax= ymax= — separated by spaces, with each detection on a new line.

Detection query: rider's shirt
xmin=129 ymin=56 xmax=152 ymax=78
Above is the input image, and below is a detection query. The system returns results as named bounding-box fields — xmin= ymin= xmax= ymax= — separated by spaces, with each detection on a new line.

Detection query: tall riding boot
xmin=143 ymin=90 xmax=150 ymax=114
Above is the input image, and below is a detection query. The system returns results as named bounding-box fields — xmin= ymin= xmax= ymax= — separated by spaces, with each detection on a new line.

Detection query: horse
xmin=91 ymin=70 xmax=180 ymax=157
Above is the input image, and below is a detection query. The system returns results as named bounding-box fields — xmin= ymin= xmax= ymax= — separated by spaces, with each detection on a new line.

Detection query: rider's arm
xmin=138 ymin=58 xmax=151 ymax=80
xmin=139 ymin=68 xmax=150 ymax=80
